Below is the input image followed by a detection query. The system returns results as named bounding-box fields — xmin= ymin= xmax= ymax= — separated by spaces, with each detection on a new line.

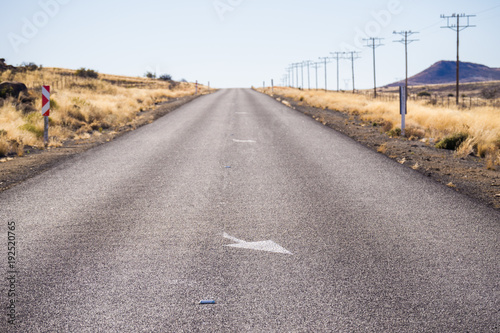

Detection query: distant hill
xmin=386 ymin=61 xmax=500 ymax=87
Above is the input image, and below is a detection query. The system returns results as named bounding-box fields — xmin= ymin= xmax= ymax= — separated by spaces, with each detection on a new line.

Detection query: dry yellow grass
xmin=0 ymin=68 xmax=209 ymax=155
xmin=260 ymin=87 xmax=500 ymax=165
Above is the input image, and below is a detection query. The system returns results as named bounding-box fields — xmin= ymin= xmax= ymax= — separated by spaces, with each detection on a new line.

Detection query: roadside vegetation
xmin=258 ymin=86 xmax=500 ymax=169
xmin=0 ymin=66 xmax=209 ymax=156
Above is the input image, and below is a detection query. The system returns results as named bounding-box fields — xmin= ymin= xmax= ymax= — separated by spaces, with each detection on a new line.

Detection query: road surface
xmin=1 ymin=89 xmax=499 ymax=332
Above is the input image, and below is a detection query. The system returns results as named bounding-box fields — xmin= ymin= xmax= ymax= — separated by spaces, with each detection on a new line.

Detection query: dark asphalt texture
xmin=1 ymin=88 xmax=499 ymax=332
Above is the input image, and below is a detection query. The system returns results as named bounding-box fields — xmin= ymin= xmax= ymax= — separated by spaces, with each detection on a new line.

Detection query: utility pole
xmin=300 ymin=62 xmax=304 ymax=89
xmin=303 ymin=60 xmax=313 ymax=90
xmin=290 ymin=64 xmax=297 ymax=88
xmin=393 ymin=31 xmax=419 ymax=98
xmin=330 ymin=52 xmax=343 ymax=92
xmin=363 ymin=38 xmax=384 ymax=98
xmin=293 ymin=63 xmax=300 ymax=88
xmin=342 ymin=51 xmax=361 ymax=93
xmin=311 ymin=61 xmax=322 ymax=90
xmin=440 ymin=13 xmax=476 ymax=106
xmin=318 ymin=56 xmax=331 ymax=92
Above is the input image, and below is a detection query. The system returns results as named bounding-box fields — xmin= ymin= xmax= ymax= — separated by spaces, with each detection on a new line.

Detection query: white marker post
xmin=195 ymin=80 xmax=198 ymax=95
xmin=42 ymin=86 xmax=50 ymax=146
xmin=399 ymin=86 xmax=407 ymax=137
xmin=271 ymin=79 xmax=274 ymax=95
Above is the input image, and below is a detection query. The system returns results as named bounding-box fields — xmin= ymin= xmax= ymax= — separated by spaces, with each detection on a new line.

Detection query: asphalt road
xmin=1 ymin=88 xmax=499 ymax=332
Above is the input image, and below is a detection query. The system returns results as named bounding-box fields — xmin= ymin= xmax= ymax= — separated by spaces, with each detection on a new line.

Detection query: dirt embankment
xmin=266 ymin=92 xmax=500 ymax=210
xmin=0 ymin=95 xmax=199 ymax=192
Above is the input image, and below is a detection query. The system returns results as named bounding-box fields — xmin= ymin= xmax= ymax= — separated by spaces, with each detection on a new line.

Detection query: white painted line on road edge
xmin=235 ymin=112 xmax=248 ymax=114
xmin=232 ymin=139 xmax=256 ymax=143
xmin=223 ymin=232 xmax=292 ymax=255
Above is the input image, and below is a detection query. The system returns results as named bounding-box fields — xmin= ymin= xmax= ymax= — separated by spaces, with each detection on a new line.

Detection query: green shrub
xmin=387 ymin=127 xmax=401 ymax=137
xmin=0 ymin=85 xmax=14 ymax=99
xmin=435 ymin=133 xmax=468 ymax=150
xmin=50 ymin=99 xmax=58 ymax=110
xmin=21 ymin=112 xmax=44 ymax=138
xmin=417 ymin=91 xmax=431 ymax=97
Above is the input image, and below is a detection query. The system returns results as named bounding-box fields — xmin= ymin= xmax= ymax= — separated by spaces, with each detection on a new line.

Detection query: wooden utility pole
xmin=363 ymin=38 xmax=384 ymax=98
xmin=318 ymin=57 xmax=331 ymax=92
xmin=393 ymin=31 xmax=419 ymax=99
xmin=441 ymin=13 xmax=476 ymax=106
xmin=330 ymin=52 xmax=343 ymax=92
xmin=342 ymin=52 xmax=361 ymax=94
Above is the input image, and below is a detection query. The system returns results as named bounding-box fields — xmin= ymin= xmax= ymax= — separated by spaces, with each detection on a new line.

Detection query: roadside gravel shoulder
xmin=260 ymin=91 xmax=500 ymax=210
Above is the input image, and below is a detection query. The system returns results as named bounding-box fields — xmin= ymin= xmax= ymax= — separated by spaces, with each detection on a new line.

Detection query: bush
xmin=0 ymin=85 xmax=15 ymax=99
xmin=144 ymin=72 xmax=156 ymax=79
xmin=417 ymin=91 xmax=431 ymax=97
xmin=481 ymin=88 xmax=498 ymax=100
xmin=159 ymin=74 xmax=172 ymax=81
xmin=387 ymin=128 xmax=401 ymax=137
xmin=19 ymin=62 xmax=41 ymax=71
xmin=75 ymin=68 xmax=99 ymax=79
xmin=435 ymin=133 xmax=468 ymax=150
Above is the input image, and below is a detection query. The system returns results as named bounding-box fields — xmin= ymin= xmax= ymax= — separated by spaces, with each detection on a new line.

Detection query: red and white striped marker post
xmin=42 ymin=86 xmax=50 ymax=146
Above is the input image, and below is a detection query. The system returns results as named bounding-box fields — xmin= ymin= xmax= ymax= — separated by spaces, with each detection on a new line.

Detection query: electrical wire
xmin=473 ymin=3 xmax=500 ymax=15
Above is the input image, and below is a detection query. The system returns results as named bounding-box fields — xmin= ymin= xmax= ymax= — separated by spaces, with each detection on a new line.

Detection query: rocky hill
xmin=386 ymin=60 xmax=500 ymax=87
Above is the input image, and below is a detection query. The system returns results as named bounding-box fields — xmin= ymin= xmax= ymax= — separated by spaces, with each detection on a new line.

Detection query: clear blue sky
xmin=1 ymin=0 xmax=499 ymax=89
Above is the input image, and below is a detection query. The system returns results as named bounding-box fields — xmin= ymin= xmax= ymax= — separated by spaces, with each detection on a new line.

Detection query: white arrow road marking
xmin=223 ymin=232 xmax=292 ymax=255
xmin=232 ymin=139 xmax=256 ymax=143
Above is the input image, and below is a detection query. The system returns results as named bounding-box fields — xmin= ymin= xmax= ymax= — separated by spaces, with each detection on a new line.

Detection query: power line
xmin=363 ymin=38 xmax=384 ymax=98
xmin=440 ymin=13 xmax=476 ymax=106
xmin=474 ymin=4 xmax=500 ymax=15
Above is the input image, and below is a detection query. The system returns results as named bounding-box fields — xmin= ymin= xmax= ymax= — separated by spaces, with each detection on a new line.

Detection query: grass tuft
xmin=0 ymin=135 xmax=10 ymax=157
